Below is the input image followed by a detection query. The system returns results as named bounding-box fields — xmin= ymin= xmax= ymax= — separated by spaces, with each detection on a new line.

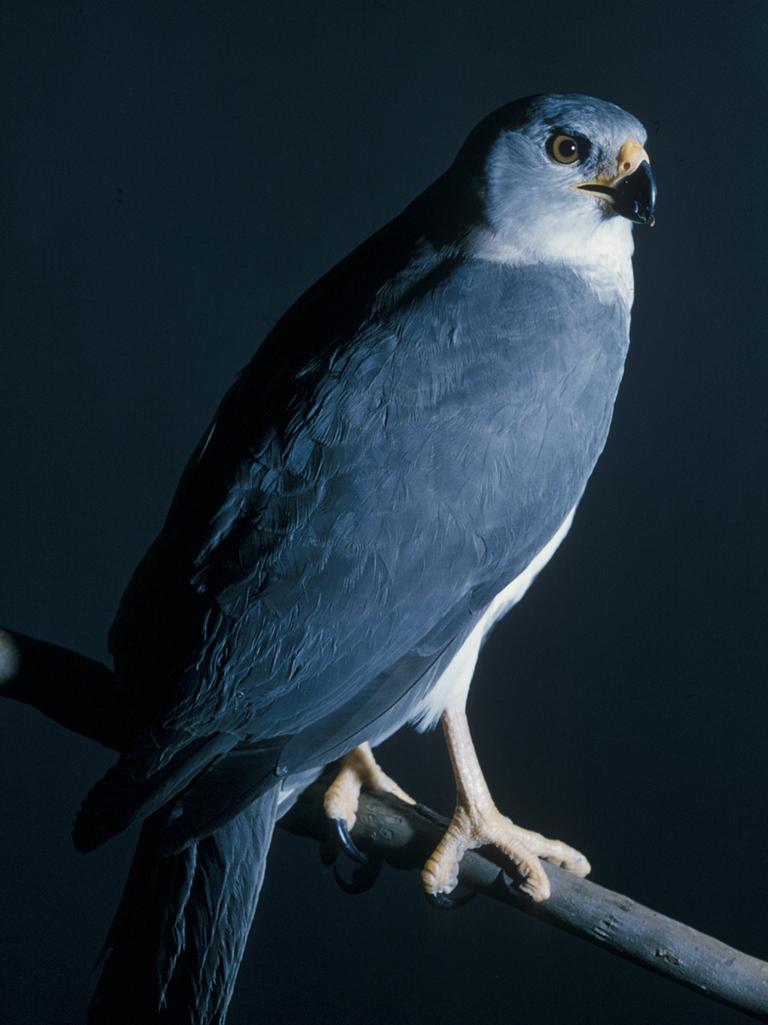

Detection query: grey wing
xmin=172 ymin=257 xmax=628 ymax=753
xmin=79 ymin=255 xmax=627 ymax=852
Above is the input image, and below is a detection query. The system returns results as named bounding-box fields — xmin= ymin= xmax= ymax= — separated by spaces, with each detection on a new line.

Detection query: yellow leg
xmin=323 ymin=742 xmax=415 ymax=830
xmin=421 ymin=707 xmax=590 ymax=902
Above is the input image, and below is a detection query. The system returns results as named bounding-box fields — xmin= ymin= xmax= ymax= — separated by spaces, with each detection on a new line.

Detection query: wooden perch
xmin=283 ymin=781 xmax=768 ymax=1022
xmin=2 ymin=627 xmax=767 ymax=1021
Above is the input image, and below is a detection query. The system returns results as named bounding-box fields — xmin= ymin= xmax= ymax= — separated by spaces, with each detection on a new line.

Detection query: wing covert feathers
xmin=73 ymin=732 xmax=238 ymax=853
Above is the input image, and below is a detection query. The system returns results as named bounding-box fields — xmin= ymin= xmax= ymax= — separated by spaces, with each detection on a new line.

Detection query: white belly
xmin=411 ymin=508 xmax=576 ymax=730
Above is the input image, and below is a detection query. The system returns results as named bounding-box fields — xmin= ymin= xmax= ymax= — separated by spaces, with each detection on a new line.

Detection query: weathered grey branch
xmin=283 ymin=781 xmax=768 ymax=1021
xmin=2 ymin=627 xmax=767 ymax=1021
xmin=0 ymin=628 xmax=134 ymax=750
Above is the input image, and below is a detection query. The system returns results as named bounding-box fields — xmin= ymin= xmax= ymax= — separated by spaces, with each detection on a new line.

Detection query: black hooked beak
xmin=611 ymin=160 xmax=657 ymax=225
xmin=578 ymin=151 xmax=657 ymax=226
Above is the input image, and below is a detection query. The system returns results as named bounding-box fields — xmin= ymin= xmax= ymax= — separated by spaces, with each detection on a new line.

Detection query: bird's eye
xmin=546 ymin=133 xmax=589 ymax=165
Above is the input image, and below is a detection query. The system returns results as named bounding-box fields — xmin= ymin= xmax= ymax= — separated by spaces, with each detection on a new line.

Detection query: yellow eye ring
xmin=546 ymin=133 xmax=586 ymax=165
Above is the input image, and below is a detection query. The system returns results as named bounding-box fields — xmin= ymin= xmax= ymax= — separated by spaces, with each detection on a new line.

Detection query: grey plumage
xmin=76 ymin=93 xmax=652 ymax=1023
xmin=90 ymin=793 xmax=278 ymax=1025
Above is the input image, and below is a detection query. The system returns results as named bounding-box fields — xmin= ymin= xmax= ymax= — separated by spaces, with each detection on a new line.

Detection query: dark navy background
xmin=2 ymin=3 xmax=766 ymax=1023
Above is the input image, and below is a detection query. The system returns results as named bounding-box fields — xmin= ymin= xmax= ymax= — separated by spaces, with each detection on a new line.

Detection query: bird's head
xmin=455 ymin=93 xmax=656 ymax=278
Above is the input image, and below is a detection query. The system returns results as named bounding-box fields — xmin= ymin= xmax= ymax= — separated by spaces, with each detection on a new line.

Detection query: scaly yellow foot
xmin=323 ymin=741 xmax=415 ymax=834
xmin=422 ymin=707 xmax=590 ymax=902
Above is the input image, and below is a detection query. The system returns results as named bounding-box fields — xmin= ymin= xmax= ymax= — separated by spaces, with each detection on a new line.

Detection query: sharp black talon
xmin=493 ymin=868 xmax=515 ymax=897
xmin=493 ymin=867 xmax=539 ymax=902
xmin=331 ymin=817 xmax=368 ymax=864
xmin=425 ymin=887 xmax=476 ymax=911
xmin=332 ymin=856 xmax=382 ymax=895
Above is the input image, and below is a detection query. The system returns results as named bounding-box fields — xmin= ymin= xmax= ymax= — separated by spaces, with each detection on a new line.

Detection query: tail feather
xmin=89 ymin=787 xmax=280 ymax=1025
xmin=159 ymin=741 xmax=287 ymax=855
xmin=73 ymin=732 xmax=238 ymax=853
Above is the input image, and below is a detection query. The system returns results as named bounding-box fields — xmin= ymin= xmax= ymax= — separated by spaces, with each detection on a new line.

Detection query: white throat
xmin=466 ymin=213 xmax=635 ymax=307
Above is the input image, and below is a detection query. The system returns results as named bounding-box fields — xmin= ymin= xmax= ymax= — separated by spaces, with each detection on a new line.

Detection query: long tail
xmin=0 ymin=629 xmax=281 ymax=1025
xmin=89 ymin=787 xmax=279 ymax=1025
